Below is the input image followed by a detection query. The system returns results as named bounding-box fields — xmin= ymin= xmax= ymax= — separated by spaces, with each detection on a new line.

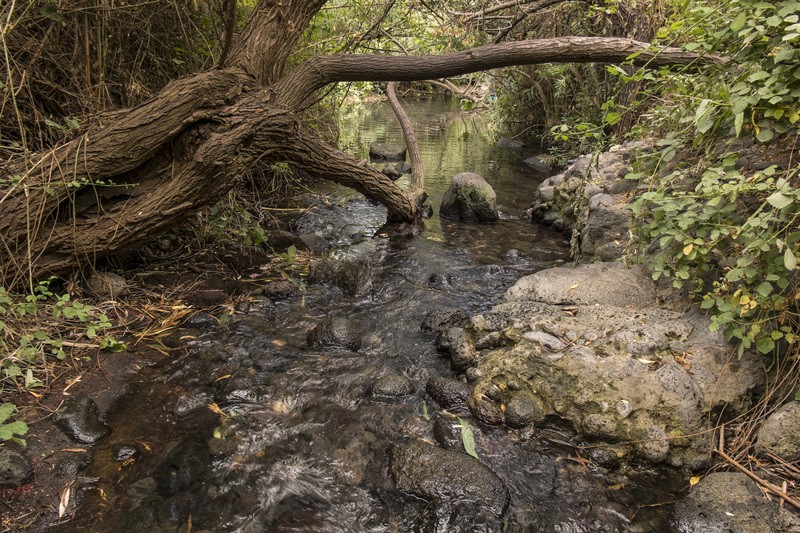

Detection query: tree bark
xmin=0 ymin=0 xmax=724 ymax=287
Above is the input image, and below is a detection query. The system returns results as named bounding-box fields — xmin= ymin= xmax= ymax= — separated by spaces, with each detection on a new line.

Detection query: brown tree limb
xmin=386 ymin=82 xmax=424 ymax=198
xmin=275 ymin=36 xmax=727 ymax=108
xmin=274 ymin=130 xmax=415 ymax=222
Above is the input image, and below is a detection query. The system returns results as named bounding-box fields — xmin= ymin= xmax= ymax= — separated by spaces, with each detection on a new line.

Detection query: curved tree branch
xmin=386 ymin=81 xmax=424 ymax=198
xmin=275 ymin=36 xmax=727 ymax=108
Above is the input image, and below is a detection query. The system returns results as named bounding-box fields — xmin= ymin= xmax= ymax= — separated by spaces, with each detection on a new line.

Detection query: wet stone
xmin=54 ymin=394 xmax=110 ymax=445
xmin=57 ymin=452 xmax=90 ymax=477
xmin=389 ymin=440 xmax=509 ymax=516
xmin=260 ymin=280 xmax=298 ymax=301
xmin=426 ymin=377 xmax=469 ymax=412
xmin=504 ymin=395 xmax=544 ymax=429
xmin=432 ymin=417 xmax=463 ymax=450
xmin=420 ymin=308 xmax=469 ymax=336
xmin=0 ymin=448 xmax=33 ymax=486
xmin=371 ymin=374 xmax=414 ymax=397
xmin=113 ymin=445 xmax=140 ymax=462
xmin=306 ymin=317 xmax=362 ymax=351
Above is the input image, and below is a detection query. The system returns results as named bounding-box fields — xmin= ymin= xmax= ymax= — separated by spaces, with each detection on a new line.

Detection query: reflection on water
xmin=338 ymin=98 xmax=557 ymax=263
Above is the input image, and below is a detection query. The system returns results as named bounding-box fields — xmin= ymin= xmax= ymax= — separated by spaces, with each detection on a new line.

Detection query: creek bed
xmin=53 ymin=99 xmax=685 ymax=532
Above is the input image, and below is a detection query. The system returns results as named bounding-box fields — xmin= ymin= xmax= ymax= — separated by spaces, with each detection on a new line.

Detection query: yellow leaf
xmin=608 ymin=483 xmax=623 ymax=491
xmin=568 ymin=284 xmax=579 ymax=291
xmin=208 ymin=403 xmax=225 ymax=416
xmin=271 ymin=339 xmax=287 ymax=347
xmin=690 ymin=475 xmax=702 ymax=486
xmin=683 ymin=243 xmax=694 ymax=255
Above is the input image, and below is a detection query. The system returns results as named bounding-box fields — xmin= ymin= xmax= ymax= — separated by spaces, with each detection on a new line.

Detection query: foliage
xmin=1 ymin=0 xmax=221 ymax=161
xmin=0 ymin=403 xmax=28 ymax=446
xmin=495 ymin=0 xmax=669 ymax=148
xmin=0 ymin=279 xmax=124 ymax=394
xmin=624 ymin=0 xmax=800 ymax=356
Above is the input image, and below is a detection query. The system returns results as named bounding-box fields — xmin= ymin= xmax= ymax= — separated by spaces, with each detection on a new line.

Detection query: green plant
xmin=0 ymin=280 xmax=124 ymax=393
xmin=0 ymin=403 xmax=28 ymax=445
xmin=625 ymin=0 xmax=800 ymax=356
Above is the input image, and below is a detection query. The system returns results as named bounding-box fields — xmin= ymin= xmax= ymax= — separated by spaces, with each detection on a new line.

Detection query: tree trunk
xmin=0 ymin=0 xmax=724 ymax=287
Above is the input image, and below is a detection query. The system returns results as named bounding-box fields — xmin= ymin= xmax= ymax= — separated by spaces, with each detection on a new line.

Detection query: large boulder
xmin=54 ymin=394 xmax=111 ymax=445
xmin=529 ymin=142 xmax=651 ymax=261
xmin=440 ymin=172 xmax=499 ymax=223
xmin=458 ymin=262 xmax=763 ymax=466
xmin=389 ymin=440 xmax=509 ymax=516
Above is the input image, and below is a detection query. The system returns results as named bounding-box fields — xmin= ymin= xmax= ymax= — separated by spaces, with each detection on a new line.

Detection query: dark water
xmin=53 ymin=100 xmax=682 ymax=532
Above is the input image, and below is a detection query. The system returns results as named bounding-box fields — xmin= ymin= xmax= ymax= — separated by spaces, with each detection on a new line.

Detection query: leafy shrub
xmin=626 ymin=0 xmax=800 ymax=355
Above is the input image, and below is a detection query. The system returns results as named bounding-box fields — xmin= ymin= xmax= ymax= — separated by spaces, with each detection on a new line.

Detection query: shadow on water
xmin=53 ymin=99 xmax=684 ymax=532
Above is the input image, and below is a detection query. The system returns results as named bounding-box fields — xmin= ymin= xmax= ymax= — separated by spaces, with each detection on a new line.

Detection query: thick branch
xmin=274 ymin=132 xmax=415 ymax=222
xmin=275 ymin=36 xmax=726 ymax=108
xmin=386 ymin=82 xmax=424 ymax=195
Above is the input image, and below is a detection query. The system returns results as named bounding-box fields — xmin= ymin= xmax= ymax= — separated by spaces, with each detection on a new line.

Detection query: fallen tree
xmin=0 ymin=0 xmax=723 ymax=287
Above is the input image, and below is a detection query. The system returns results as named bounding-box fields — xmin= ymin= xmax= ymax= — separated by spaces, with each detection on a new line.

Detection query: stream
xmin=53 ymin=99 xmax=684 ymax=532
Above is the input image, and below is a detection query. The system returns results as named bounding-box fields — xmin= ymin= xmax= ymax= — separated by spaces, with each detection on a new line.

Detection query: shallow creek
xmin=54 ymin=100 xmax=684 ymax=532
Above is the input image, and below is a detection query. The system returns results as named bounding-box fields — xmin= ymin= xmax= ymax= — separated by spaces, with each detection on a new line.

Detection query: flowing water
xmin=54 ymin=99 xmax=683 ymax=532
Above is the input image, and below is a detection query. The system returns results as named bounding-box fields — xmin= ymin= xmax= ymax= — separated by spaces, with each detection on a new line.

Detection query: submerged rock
xmin=369 ymin=142 xmax=406 ymax=161
xmin=153 ymin=439 xmax=211 ymax=497
xmin=306 ymin=317 xmax=362 ymax=351
xmin=672 ymin=472 xmax=800 ymax=532
xmin=755 ymin=401 xmax=800 ymax=461
xmin=497 ymin=138 xmax=525 ymax=149
xmin=371 ymin=374 xmax=414 ymax=397
xmin=0 ymin=448 xmax=33 ymax=486
xmin=421 ymin=308 xmax=469 ymax=336
xmin=440 ymin=172 xmax=499 ymax=223
xmin=523 ymin=155 xmax=554 ymax=173
xmin=389 ymin=440 xmax=509 ymax=516
xmin=54 ymin=394 xmax=110 ymax=445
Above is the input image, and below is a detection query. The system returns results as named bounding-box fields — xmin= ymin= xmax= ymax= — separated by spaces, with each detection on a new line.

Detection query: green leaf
xmin=767 ymin=191 xmax=793 ymax=209
xmin=734 ymin=112 xmax=744 ymax=137
xmin=785 ymin=248 xmax=798 ymax=270
xmin=756 ymin=336 xmax=775 ymax=354
xmin=756 ymin=128 xmax=774 ymax=142
xmin=0 ymin=403 xmax=16 ymax=424
xmin=756 ymin=281 xmax=773 ymax=297
xmin=0 ymin=421 xmax=28 ymax=441
xmin=731 ymin=11 xmax=748 ymax=31
xmin=458 ymin=417 xmax=479 ymax=459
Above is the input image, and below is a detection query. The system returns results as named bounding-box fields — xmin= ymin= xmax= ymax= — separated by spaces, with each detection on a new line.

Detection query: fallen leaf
xmin=271 ymin=339 xmax=287 ymax=347
xmin=568 ymin=284 xmax=579 ymax=291
xmin=213 ymin=374 xmax=232 ymax=382
xmin=58 ymin=485 xmax=71 ymax=518
xmin=28 ymin=390 xmax=43 ymax=398
xmin=608 ymin=483 xmax=623 ymax=491
xmin=208 ymin=403 xmax=226 ymax=417
xmin=457 ymin=418 xmax=479 ymax=460
xmin=60 ymin=448 xmax=87 ymax=453
xmin=690 ymin=476 xmax=702 ymax=486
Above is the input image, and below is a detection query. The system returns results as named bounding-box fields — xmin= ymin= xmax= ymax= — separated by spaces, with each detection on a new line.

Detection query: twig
xmin=716 ymin=448 xmax=800 ymax=510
